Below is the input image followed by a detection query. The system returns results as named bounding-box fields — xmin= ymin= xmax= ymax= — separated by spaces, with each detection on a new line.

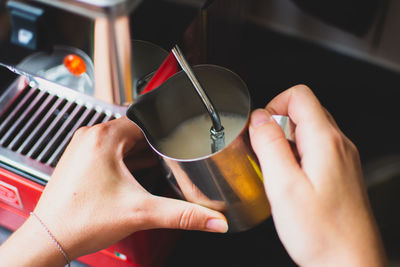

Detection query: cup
xmin=126 ymin=64 xmax=292 ymax=232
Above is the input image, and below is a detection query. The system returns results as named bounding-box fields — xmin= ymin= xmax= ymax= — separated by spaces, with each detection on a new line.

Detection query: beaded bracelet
xmin=30 ymin=212 xmax=71 ymax=267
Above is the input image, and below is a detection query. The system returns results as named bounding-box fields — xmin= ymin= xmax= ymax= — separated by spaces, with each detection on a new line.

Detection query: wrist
xmin=0 ymin=215 xmax=68 ymax=267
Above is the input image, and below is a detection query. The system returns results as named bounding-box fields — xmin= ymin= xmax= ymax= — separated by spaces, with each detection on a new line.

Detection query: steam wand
xmin=171 ymin=45 xmax=225 ymax=153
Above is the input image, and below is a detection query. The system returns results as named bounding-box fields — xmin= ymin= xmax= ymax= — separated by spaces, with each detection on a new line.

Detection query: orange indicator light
xmin=63 ymin=54 xmax=86 ymax=76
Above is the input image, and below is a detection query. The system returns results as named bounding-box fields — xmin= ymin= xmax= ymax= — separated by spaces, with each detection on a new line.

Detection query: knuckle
xmin=256 ymin=125 xmax=288 ymax=149
xmin=73 ymin=126 xmax=89 ymax=138
xmin=88 ymin=123 xmax=112 ymax=143
xmin=320 ymin=128 xmax=361 ymax=161
xmin=266 ymin=128 xmax=287 ymax=145
xmin=71 ymin=123 xmax=113 ymax=152
xmin=347 ymin=135 xmax=358 ymax=151
xmin=253 ymin=133 xmax=288 ymax=159
xmin=345 ymin=137 xmax=360 ymax=160
xmin=178 ymin=206 xmax=198 ymax=230
xmin=292 ymin=84 xmax=312 ymax=95
xmin=328 ymin=129 xmax=343 ymax=146
xmin=273 ymin=178 xmax=303 ymax=199
xmin=293 ymin=83 xmax=311 ymax=91
xmin=319 ymin=127 xmax=345 ymax=153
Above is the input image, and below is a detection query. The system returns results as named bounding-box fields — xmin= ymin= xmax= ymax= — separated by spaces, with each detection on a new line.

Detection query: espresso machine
xmin=0 ymin=0 xmax=245 ymax=266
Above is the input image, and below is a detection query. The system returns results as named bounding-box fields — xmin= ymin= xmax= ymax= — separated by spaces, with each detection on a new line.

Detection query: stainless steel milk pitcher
xmin=127 ymin=64 xmax=291 ymax=232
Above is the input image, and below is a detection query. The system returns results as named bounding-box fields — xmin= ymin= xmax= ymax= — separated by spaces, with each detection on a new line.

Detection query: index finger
xmin=266 ymin=85 xmax=341 ymax=177
xmin=266 ymin=85 xmax=329 ymax=129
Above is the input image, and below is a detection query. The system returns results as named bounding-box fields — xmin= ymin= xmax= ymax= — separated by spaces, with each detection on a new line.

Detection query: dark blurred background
xmin=165 ymin=0 xmax=400 ymax=266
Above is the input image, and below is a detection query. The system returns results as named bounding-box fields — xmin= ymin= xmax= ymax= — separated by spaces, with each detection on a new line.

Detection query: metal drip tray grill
xmin=0 ymin=76 xmax=126 ymax=182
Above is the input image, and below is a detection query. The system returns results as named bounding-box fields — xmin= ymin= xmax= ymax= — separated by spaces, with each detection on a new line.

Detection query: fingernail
xmin=206 ymin=218 xmax=229 ymax=233
xmin=251 ymin=109 xmax=272 ymax=128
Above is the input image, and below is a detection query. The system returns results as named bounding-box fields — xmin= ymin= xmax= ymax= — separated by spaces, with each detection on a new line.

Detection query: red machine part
xmin=140 ymin=52 xmax=179 ymax=95
xmin=0 ymin=167 xmax=42 ymax=229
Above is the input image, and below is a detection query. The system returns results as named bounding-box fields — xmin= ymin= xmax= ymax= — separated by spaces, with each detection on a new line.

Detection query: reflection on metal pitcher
xmin=127 ymin=64 xmax=294 ymax=232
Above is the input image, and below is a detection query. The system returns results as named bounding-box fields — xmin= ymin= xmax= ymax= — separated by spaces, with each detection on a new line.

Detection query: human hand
xmin=0 ymin=116 xmax=228 ymax=266
xmin=249 ymin=85 xmax=386 ymax=266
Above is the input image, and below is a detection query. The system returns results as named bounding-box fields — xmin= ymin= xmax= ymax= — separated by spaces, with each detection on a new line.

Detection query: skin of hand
xmin=249 ymin=85 xmax=387 ymax=267
xmin=0 ymin=116 xmax=228 ymax=266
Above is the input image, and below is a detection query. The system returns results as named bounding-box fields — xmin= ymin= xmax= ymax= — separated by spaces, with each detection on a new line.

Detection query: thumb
xmin=249 ymin=109 xmax=304 ymax=195
xmin=145 ymin=196 xmax=228 ymax=233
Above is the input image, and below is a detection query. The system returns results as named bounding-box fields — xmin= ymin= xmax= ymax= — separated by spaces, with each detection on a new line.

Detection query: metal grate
xmin=0 ymin=76 xmax=126 ymax=181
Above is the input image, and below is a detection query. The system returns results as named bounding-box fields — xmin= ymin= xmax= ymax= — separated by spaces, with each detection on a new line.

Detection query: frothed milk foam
xmin=158 ymin=113 xmax=247 ymax=159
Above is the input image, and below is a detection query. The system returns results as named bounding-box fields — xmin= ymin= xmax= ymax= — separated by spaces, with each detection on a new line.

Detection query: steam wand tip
xmin=211 ymin=126 xmax=225 ymax=153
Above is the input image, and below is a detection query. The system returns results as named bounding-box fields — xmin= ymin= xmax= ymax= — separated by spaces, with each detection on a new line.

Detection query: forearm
xmin=0 ymin=216 xmax=67 ymax=267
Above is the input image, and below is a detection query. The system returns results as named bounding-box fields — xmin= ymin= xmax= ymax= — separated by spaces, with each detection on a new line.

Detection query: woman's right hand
xmin=249 ymin=85 xmax=386 ymax=266
xmin=0 ymin=116 xmax=228 ymax=267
